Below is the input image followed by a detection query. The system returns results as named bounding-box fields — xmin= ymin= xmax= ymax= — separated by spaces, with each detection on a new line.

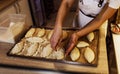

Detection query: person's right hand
xmin=50 ymin=25 xmax=62 ymax=50
xmin=65 ymin=32 xmax=79 ymax=56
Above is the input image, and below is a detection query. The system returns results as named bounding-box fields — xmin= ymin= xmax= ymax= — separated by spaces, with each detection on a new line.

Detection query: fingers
xmin=65 ymin=40 xmax=75 ymax=57
xmin=50 ymin=39 xmax=62 ymax=51
xmin=50 ymin=27 xmax=62 ymax=51
xmin=65 ymin=43 xmax=75 ymax=57
xmin=50 ymin=36 xmax=58 ymax=51
xmin=57 ymin=36 xmax=62 ymax=47
xmin=50 ymin=33 xmax=62 ymax=51
xmin=65 ymin=33 xmax=78 ymax=57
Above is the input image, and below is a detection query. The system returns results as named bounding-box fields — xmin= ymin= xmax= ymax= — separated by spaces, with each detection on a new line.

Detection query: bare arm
xmin=55 ymin=0 xmax=75 ymax=26
xmin=65 ymin=4 xmax=117 ymax=56
xmin=50 ymin=0 xmax=75 ymax=50
xmin=76 ymin=4 xmax=117 ymax=37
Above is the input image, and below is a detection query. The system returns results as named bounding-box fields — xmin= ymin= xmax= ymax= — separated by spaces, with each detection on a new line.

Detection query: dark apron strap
xmin=79 ymin=8 xmax=96 ymax=18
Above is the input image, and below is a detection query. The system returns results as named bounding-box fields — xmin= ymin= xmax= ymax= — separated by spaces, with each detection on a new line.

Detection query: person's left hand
xmin=50 ymin=25 xmax=62 ymax=51
xmin=65 ymin=32 xmax=79 ymax=56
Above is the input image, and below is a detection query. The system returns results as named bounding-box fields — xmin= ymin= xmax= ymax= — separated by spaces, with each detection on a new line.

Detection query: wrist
xmin=54 ymin=23 xmax=62 ymax=31
xmin=55 ymin=21 xmax=63 ymax=26
xmin=55 ymin=23 xmax=62 ymax=28
xmin=75 ymin=32 xmax=81 ymax=38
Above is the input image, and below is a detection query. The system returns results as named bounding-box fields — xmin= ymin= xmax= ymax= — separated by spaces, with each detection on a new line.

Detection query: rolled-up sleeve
xmin=109 ymin=0 xmax=120 ymax=9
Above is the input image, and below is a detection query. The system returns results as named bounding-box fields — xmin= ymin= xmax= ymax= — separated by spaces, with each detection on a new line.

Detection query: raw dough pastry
xmin=25 ymin=28 xmax=35 ymax=37
xmin=84 ymin=47 xmax=95 ymax=63
xmin=47 ymin=30 xmax=53 ymax=40
xmin=87 ymin=32 xmax=94 ymax=42
xmin=40 ymin=44 xmax=53 ymax=57
xmin=47 ymin=30 xmax=68 ymax=40
xmin=62 ymin=31 xmax=68 ymax=40
xmin=36 ymin=28 xmax=45 ymax=37
xmin=26 ymin=37 xmax=44 ymax=43
xmin=55 ymin=47 xmax=64 ymax=59
xmin=11 ymin=41 xmax=24 ymax=54
xmin=70 ymin=47 xmax=80 ymax=61
xmin=33 ymin=44 xmax=43 ymax=57
xmin=26 ymin=43 xmax=39 ymax=56
xmin=77 ymin=41 xmax=89 ymax=48
xmin=18 ymin=41 xmax=31 ymax=55
xmin=47 ymin=47 xmax=64 ymax=60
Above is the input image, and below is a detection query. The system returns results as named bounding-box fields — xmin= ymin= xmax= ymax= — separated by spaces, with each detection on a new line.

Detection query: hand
xmin=50 ymin=25 xmax=62 ymax=50
xmin=65 ymin=32 xmax=79 ymax=56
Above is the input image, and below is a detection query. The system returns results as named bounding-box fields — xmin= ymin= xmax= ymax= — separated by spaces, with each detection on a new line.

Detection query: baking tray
xmin=7 ymin=26 xmax=99 ymax=67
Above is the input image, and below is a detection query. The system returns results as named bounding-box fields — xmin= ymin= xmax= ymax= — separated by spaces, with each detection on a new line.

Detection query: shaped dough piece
xmin=26 ymin=43 xmax=39 ymax=56
xmin=18 ymin=41 xmax=31 ymax=55
xmin=84 ymin=47 xmax=95 ymax=63
xmin=47 ymin=30 xmax=53 ymax=40
xmin=77 ymin=41 xmax=89 ymax=48
xmin=36 ymin=28 xmax=45 ymax=37
xmin=46 ymin=51 xmax=56 ymax=59
xmin=62 ymin=31 xmax=68 ymax=40
xmin=11 ymin=41 xmax=24 ymax=54
xmin=42 ymin=38 xmax=50 ymax=46
xmin=25 ymin=28 xmax=35 ymax=37
xmin=26 ymin=37 xmax=44 ymax=43
xmin=40 ymin=44 xmax=53 ymax=57
xmin=55 ymin=47 xmax=65 ymax=59
xmin=87 ymin=32 xmax=94 ymax=42
xmin=33 ymin=44 xmax=43 ymax=57
xmin=46 ymin=47 xmax=65 ymax=60
xmin=70 ymin=47 xmax=80 ymax=61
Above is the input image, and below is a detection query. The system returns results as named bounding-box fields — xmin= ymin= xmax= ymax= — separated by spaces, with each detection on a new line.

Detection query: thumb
xmin=65 ymin=42 xmax=75 ymax=57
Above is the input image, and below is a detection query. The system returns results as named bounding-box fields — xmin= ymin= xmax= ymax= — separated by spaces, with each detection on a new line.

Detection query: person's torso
xmin=77 ymin=0 xmax=108 ymax=28
xmin=79 ymin=0 xmax=108 ymax=17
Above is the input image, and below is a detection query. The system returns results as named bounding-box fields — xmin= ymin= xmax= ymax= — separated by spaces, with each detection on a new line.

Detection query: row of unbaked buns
xmin=10 ymin=28 xmax=96 ymax=63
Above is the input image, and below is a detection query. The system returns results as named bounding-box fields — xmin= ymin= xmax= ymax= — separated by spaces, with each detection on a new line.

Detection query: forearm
xmin=76 ymin=5 xmax=117 ymax=37
xmin=55 ymin=0 xmax=75 ymax=26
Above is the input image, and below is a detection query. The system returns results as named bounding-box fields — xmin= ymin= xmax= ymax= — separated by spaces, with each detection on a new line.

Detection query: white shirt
xmin=77 ymin=0 xmax=120 ymax=28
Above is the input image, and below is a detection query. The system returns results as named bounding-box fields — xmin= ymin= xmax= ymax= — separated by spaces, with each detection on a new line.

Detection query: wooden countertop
xmin=0 ymin=21 xmax=109 ymax=73
xmin=0 ymin=0 xmax=16 ymax=12
xmin=112 ymin=33 xmax=120 ymax=74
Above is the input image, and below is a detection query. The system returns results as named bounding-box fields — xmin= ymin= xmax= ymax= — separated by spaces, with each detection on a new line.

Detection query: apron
xmin=73 ymin=0 xmax=108 ymax=28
